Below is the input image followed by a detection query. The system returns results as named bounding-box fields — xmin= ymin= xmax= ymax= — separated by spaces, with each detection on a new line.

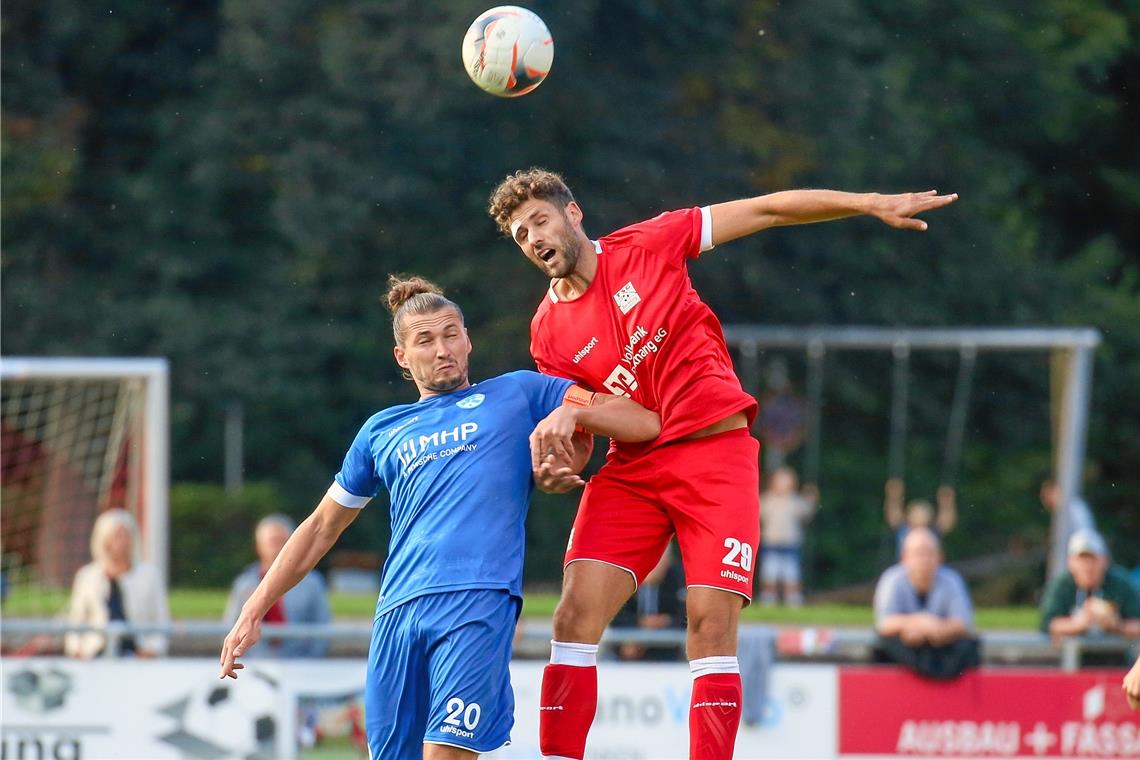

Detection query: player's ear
xmin=464 ymin=328 xmax=473 ymax=354
xmin=565 ymin=201 xmax=583 ymax=226
xmin=393 ymin=345 xmax=409 ymax=369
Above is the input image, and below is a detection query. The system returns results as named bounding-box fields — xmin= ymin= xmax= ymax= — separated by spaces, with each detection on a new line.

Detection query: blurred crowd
xmin=5 ymin=471 xmax=1137 ymax=686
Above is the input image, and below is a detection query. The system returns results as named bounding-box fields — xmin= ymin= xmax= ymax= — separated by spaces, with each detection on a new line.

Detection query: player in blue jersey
xmin=219 ymin=275 xmax=660 ymax=759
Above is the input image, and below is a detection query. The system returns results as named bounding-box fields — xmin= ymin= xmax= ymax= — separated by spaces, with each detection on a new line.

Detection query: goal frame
xmin=1 ymin=357 xmax=170 ymax=590
xmin=722 ymin=326 xmax=1101 ymax=579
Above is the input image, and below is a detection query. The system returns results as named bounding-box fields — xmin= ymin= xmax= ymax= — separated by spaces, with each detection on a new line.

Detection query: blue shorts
xmin=761 ymin=545 xmax=802 ymax=584
xmin=365 ymin=589 xmax=520 ymax=758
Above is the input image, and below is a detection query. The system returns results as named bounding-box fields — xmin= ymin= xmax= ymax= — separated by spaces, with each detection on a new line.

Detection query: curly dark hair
xmin=487 ymin=168 xmax=576 ymax=236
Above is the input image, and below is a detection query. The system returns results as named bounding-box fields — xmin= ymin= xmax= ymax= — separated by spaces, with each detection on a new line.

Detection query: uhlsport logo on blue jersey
xmin=456 ymin=393 xmax=485 ymax=409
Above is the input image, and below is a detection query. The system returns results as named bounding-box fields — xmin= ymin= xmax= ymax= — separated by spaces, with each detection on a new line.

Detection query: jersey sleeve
xmin=328 ymin=423 xmax=380 ymax=508
xmin=508 ymin=370 xmax=575 ymax=423
xmin=605 ymin=207 xmax=713 ymax=266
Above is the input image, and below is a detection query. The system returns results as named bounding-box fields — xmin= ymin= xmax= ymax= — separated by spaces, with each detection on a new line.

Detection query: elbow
xmin=607 ymin=413 xmax=661 ymax=443
xmin=631 ymin=413 xmax=662 ymax=442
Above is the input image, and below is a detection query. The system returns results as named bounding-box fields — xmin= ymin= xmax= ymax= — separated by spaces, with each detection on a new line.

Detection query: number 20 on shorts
xmin=444 ymin=697 xmax=481 ymax=731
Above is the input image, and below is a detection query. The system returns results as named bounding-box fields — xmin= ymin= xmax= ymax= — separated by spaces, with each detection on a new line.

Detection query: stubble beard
xmin=422 ymin=362 xmax=469 ymax=394
xmin=547 ymin=232 xmax=582 ymax=279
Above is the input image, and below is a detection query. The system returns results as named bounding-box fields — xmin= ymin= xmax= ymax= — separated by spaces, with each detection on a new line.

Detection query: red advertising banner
xmin=839 ymin=667 xmax=1139 ymax=758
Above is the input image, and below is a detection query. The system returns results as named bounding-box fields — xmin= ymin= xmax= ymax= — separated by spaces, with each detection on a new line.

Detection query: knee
xmin=552 ymin=596 xmax=604 ymax=643
xmin=687 ymin=609 xmax=737 ymax=654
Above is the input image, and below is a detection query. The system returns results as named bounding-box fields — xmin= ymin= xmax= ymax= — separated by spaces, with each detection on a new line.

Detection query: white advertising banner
xmin=1 ymin=658 xmax=293 ymax=760
xmin=495 ymin=662 xmax=838 ymax=760
xmin=0 ymin=658 xmax=837 ymax=759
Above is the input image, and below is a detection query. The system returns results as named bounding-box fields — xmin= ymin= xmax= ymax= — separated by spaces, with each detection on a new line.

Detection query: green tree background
xmin=4 ymin=1 xmax=1138 ymax=593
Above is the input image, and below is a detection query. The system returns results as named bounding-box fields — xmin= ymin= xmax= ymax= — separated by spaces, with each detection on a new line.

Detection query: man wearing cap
xmin=1040 ymin=529 xmax=1140 ymax=642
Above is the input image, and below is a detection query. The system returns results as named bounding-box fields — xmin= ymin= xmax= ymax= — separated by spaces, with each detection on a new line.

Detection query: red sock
xmin=689 ymin=672 xmax=743 ymax=760
xmin=539 ymin=663 xmax=597 ymax=759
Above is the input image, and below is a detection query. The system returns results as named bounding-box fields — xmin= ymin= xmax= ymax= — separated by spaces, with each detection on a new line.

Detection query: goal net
xmin=1 ymin=358 xmax=169 ymax=615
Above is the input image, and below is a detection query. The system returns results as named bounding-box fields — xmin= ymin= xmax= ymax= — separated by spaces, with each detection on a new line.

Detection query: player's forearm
xmin=710 ymin=190 xmax=874 ymax=244
xmin=241 ymin=502 xmax=349 ymax=620
xmin=240 ymin=533 xmax=327 ymax=620
xmin=575 ymin=396 xmax=661 ymax=441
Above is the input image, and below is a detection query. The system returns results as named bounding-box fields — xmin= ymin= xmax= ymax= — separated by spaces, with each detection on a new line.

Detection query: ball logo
xmin=7 ymin=667 xmax=72 ymax=713
xmin=157 ymin=671 xmax=279 ymax=758
xmin=456 ymin=393 xmax=485 ymax=409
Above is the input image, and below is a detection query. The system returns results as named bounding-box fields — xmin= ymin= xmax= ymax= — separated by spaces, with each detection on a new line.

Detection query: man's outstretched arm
xmin=219 ymin=494 xmax=359 ymax=678
xmin=709 ymin=189 xmax=958 ymax=246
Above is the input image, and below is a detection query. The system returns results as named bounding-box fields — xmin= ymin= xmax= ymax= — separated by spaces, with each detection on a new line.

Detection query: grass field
xmin=4 ymin=586 xmax=1041 ymax=629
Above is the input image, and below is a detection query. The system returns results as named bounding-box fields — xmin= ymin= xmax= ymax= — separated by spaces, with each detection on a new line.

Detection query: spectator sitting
xmin=884 ymin=477 xmax=956 ymax=557
xmin=873 ymin=527 xmax=979 ymax=679
xmin=1039 ymin=529 xmax=1140 ymax=656
xmin=223 ymin=514 xmax=332 ymax=658
xmin=611 ymin=543 xmax=686 ymax=661
xmin=65 ymin=509 xmax=169 ymax=659
xmin=759 ymin=466 xmax=819 ymax=607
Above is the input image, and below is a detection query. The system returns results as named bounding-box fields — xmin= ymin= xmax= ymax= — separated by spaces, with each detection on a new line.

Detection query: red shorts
xmin=564 ymin=428 xmax=760 ymax=602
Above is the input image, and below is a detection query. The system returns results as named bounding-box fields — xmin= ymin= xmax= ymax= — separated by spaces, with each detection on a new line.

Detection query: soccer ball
xmin=462 ymin=6 xmax=553 ymax=97
xmin=170 ymin=672 xmax=280 ymax=759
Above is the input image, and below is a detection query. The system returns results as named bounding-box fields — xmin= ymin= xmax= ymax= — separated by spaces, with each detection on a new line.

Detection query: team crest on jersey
xmin=456 ymin=393 xmax=485 ymax=409
xmin=613 ymin=281 xmax=641 ymax=314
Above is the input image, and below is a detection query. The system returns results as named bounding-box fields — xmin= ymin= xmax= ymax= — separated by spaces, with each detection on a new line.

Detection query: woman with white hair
xmin=65 ymin=508 xmax=170 ymax=658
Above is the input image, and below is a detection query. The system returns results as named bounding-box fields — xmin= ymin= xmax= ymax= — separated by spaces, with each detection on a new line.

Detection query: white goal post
xmin=1 ymin=357 xmax=170 ymax=595
xmin=722 ymin=326 xmax=1101 ymax=579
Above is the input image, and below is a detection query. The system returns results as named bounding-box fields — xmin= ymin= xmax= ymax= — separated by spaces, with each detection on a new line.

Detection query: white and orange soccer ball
xmin=462 ymin=6 xmax=553 ymax=97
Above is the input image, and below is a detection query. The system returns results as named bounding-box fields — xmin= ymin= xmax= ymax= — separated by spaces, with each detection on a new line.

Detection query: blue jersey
xmin=329 ymin=371 xmax=573 ymax=615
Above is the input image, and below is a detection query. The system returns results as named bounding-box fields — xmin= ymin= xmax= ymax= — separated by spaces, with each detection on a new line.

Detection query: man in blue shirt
xmin=223 ymin=514 xmax=331 ymax=658
xmin=872 ymin=527 xmax=979 ymax=678
xmin=219 ymin=275 xmax=659 ymax=759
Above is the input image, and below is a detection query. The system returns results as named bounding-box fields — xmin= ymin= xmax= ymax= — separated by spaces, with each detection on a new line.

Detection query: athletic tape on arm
xmin=563 ymin=385 xmax=596 ymax=433
xmin=563 ymin=385 xmax=596 ymax=408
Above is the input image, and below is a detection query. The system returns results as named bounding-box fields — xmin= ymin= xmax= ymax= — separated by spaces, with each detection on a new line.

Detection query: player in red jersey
xmin=488 ymin=169 xmax=957 ymax=759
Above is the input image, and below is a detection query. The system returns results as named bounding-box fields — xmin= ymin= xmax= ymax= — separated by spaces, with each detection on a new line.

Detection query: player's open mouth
xmin=539 ymin=248 xmax=556 ymax=263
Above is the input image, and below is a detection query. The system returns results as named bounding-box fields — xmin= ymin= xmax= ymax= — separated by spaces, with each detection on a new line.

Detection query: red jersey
xmin=530 ymin=207 xmax=757 ymax=454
